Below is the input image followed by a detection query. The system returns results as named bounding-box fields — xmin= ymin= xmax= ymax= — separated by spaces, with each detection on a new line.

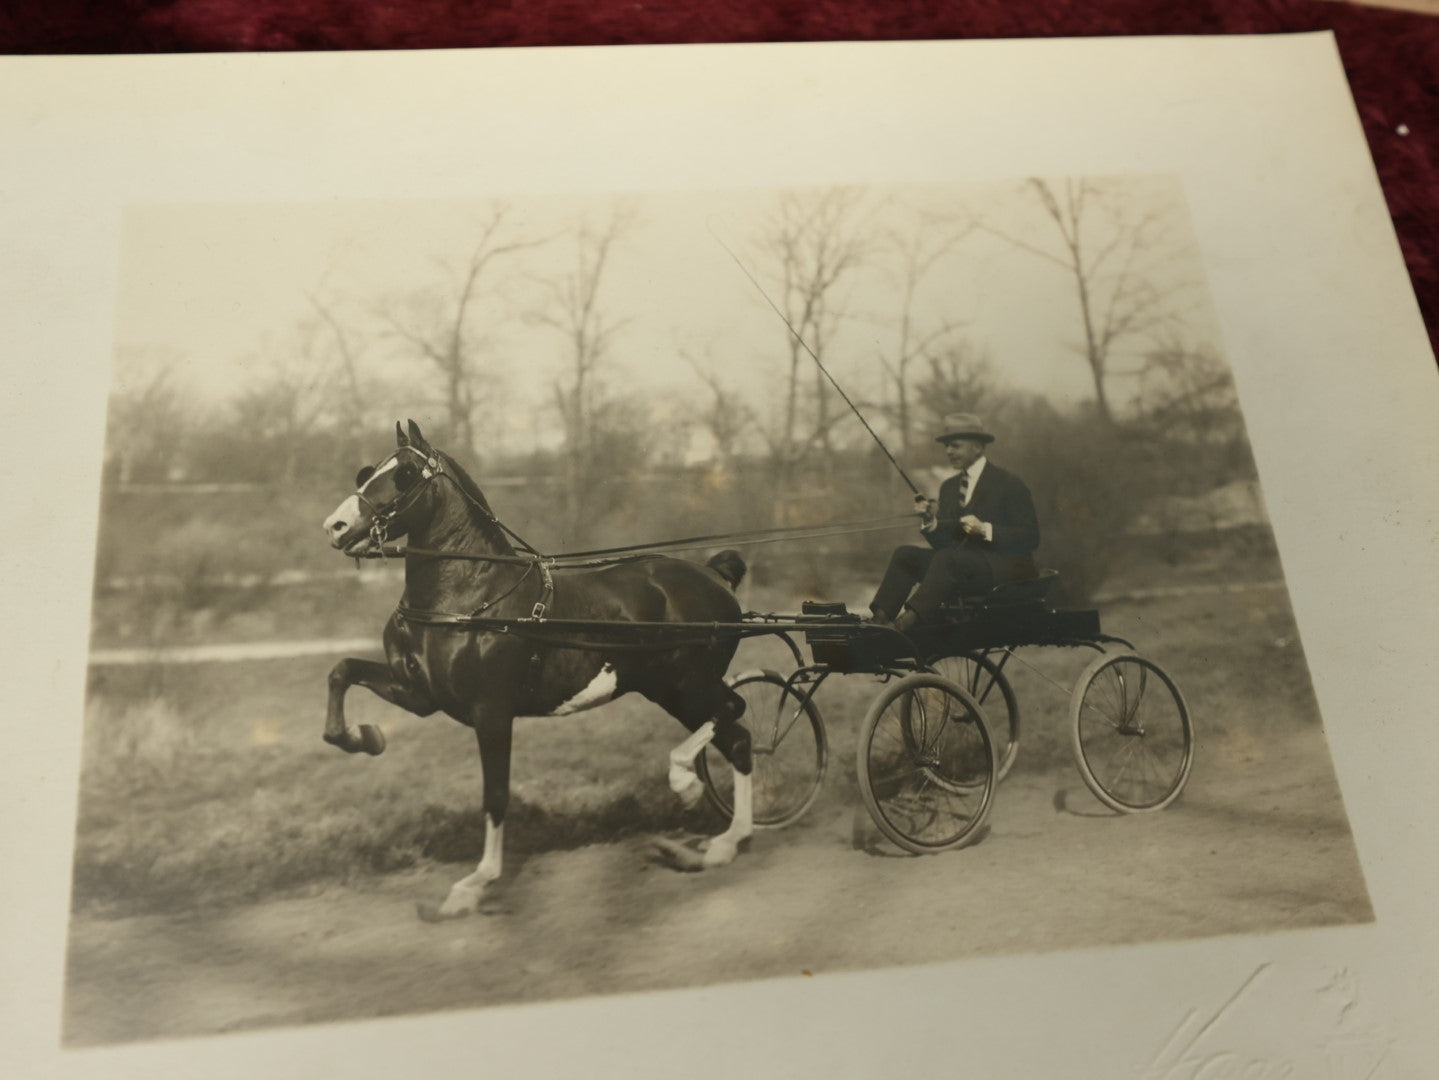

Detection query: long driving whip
xmin=708 ymin=223 xmax=923 ymax=498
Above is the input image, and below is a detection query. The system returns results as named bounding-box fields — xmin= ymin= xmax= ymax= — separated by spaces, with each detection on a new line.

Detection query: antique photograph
xmin=65 ymin=176 xmax=1372 ymax=1043
xmin=3 ymin=35 xmax=1435 ymax=1080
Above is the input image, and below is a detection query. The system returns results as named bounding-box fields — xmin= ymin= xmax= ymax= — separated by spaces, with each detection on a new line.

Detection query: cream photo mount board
xmin=2 ymin=33 xmax=1437 ymax=1080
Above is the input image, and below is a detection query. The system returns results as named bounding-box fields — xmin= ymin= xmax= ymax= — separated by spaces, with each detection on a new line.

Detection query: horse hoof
xmin=701 ymin=836 xmax=751 ymax=867
xmin=417 ymin=901 xmax=470 ymax=923
xmin=359 ymin=725 xmax=386 ymax=756
xmin=650 ymin=836 xmax=705 ymax=872
xmin=697 ymin=835 xmax=751 ymax=855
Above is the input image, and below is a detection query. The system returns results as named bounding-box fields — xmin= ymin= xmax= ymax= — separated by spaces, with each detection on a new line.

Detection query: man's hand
xmin=914 ymin=493 xmax=937 ymax=533
xmin=959 ymin=514 xmax=988 ymax=537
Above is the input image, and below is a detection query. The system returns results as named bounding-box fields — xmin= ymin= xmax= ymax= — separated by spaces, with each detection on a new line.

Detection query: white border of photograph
xmin=2 ymin=34 xmax=1436 ymax=1079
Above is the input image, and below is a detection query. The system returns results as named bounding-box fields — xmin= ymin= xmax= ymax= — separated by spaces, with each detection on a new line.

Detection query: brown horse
xmin=321 ymin=421 xmax=754 ymax=918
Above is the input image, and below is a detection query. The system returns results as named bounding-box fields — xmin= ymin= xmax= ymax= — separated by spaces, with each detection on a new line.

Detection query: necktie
xmin=956 ymin=471 xmax=970 ymax=508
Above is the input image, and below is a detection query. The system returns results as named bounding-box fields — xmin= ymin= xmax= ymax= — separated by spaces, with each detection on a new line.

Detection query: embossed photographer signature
xmin=1139 ymin=964 xmax=1396 ymax=1080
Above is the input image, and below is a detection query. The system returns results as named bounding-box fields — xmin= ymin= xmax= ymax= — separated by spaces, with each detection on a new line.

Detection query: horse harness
xmin=357 ymin=444 xmax=544 ymax=562
xmin=357 ymin=446 xmax=558 ymax=694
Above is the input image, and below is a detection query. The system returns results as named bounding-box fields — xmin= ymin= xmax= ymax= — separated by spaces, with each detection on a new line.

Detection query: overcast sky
xmin=111 ymin=176 xmax=1223 ymax=458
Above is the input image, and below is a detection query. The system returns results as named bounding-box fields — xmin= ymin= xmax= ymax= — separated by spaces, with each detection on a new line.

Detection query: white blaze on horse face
xmin=361 ymin=455 xmax=401 ymax=493
xmin=323 ymin=494 xmax=363 ymax=547
xmin=324 ymin=455 xmax=403 ymax=549
xmin=549 ymin=664 xmax=619 ymax=716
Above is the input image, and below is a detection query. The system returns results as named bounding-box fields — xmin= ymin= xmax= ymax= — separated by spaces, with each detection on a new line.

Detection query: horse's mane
xmin=439 ymin=448 xmax=515 ymax=555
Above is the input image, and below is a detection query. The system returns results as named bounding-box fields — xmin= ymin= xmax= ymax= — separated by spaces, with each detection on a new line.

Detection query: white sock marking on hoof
xmin=702 ymin=836 xmax=739 ymax=867
xmin=700 ymin=769 xmax=753 ymax=867
xmin=438 ymin=883 xmax=483 ymax=918
xmin=436 ymin=817 xmax=503 ymax=916
xmin=674 ymin=773 xmax=705 ymax=808
xmin=669 ymin=763 xmax=702 ymax=797
xmin=668 ymin=720 xmax=715 ymax=797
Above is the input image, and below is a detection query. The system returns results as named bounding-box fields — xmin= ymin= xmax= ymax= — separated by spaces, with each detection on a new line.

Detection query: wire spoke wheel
xmin=1070 ymin=652 xmax=1193 ymax=813
xmin=696 ymin=669 xmax=828 ymax=829
xmin=857 ymin=673 xmax=996 ymax=854
xmin=923 ymin=651 xmax=1020 ymax=781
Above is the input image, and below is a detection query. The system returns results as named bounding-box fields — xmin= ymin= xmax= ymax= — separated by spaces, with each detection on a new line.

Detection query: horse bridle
xmin=354 ymin=445 xmax=445 ymax=549
xmin=355 ymin=444 xmax=555 ymax=620
xmin=353 ymin=444 xmax=542 ymax=558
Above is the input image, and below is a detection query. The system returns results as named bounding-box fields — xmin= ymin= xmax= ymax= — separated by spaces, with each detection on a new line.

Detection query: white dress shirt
xmin=960 ymin=457 xmax=994 ymax=542
xmin=922 ymin=456 xmax=994 ymax=542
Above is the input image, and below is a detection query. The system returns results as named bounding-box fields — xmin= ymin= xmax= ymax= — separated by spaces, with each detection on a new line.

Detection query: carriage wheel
xmin=857 ymin=673 xmax=997 ymax=854
xmin=1069 ymin=652 xmax=1193 ymax=813
xmin=696 ymin=669 xmax=828 ymax=829
xmin=922 ymin=652 xmax=1020 ymax=781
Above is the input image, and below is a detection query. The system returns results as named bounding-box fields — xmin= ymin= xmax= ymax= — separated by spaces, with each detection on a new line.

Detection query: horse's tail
xmin=706 ymin=549 xmax=747 ymax=591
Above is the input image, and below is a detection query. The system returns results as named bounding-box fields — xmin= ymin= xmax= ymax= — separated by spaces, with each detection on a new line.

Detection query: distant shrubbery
xmin=95 ymin=340 xmax=1260 ymax=641
xmin=93 ymin=415 xmax=1258 ymax=638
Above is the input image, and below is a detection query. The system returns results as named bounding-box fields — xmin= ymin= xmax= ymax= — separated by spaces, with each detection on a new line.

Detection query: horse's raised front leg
xmin=424 ymin=711 xmax=514 ymax=920
xmin=325 ymin=657 xmax=435 ymax=756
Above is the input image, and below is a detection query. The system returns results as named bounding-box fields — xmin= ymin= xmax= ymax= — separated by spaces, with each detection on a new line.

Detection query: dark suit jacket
xmin=924 ymin=460 xmax=1040 ymax=582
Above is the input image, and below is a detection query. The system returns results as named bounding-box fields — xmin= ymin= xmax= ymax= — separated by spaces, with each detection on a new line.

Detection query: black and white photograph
xmin=2 ymin=35 xmax=1436 ymax=1080
xmin=65 ymin=177 xmax=1374 ymax=1043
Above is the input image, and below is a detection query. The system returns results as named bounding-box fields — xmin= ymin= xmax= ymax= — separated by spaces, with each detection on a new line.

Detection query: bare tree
xmin=304 ymin=292 xmax=377 ymax=468
xmin=984 ymin=178 xmax=1193 ymax=426
xmin=531 ymin=204 xmax=638 ymax=539
xmin=754 ymin=188 xmax=876 ymax=504
xmin=685 ymin=350 xmax=756 ymax=468
xmin=306 ymin=294 xmax=365 ymax=418
xmin=221 ymin=324 xmax=336 ymax=484
xmin=874 ymin=209 xmax=974 ymax=454
xmin=1134 ymin=339 xmax=1254 ymax=485
xmin=374 ymin=205 xmax=546 ymax=460
xmin=105 ymin=348 xmax=196 ymax=484
xmin=915 ymin=340 xmax=1000 ymax=434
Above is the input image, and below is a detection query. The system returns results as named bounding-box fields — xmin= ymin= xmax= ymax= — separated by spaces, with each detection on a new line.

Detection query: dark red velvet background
xmin=3 ymin=1 xmax=1435 ymax=360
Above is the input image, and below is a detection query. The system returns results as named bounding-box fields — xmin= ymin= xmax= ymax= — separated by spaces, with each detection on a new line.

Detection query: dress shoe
xmin=867 ymin=608 xmax=892 ymax=627
xmin=893 ymin=609 xmax=919 ymax=634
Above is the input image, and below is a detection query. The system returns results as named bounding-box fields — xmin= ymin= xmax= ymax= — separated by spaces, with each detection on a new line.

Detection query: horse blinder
xmin=394 ymin=462 xmax=421 ymax=491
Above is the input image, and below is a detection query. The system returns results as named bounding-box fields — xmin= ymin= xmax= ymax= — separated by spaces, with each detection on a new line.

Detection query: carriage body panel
xmin=803 ymin=603 xmax=1102 ymax=673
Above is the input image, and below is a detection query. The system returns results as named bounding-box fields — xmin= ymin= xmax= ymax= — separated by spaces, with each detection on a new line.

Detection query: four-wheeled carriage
xmin=691 ymin=569 xmax=1194 ymax=855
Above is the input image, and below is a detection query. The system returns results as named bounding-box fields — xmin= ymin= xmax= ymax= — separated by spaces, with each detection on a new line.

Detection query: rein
xmin=347 ymin=439 xmax=916 ymax=632
xmin=358 ymin=445 xmax=543 ymax=557
xmin=356 ymin=513 xmax=916 ymax=569
xmin=391 ymin=608 xmax=802 ymax=653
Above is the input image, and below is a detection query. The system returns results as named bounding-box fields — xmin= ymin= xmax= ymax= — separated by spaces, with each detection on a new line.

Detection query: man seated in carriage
xmin=869 ymin=412 xmax=1040 ymax=633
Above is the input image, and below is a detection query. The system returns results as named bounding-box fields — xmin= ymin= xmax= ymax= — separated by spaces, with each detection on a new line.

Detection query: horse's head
xmin=323 ymin=420 xmax=444 ymax=555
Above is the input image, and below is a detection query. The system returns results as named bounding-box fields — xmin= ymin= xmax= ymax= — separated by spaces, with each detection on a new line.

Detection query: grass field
xmin=72 ymin=533 xmax=1322 ymax=920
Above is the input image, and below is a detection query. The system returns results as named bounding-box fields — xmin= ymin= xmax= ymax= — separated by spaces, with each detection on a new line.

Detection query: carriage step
xmin=800 ymin=600 xmax=854 ymax=618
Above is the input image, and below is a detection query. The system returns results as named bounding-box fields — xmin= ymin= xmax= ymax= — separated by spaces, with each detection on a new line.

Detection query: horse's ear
xmin=395 ymin=421 xmax=409 ymax=447
xmin=407 ymin=419 xmax=432 ymax=454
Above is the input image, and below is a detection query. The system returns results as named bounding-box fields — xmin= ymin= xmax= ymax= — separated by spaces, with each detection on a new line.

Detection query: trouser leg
xmin=907 ymin=547 xmax=995 ymax=618
xmin=871 ymin=545 xmax=934 ymax=619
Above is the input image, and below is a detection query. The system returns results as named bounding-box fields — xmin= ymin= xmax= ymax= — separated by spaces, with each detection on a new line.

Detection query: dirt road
xmin=63 ymin=721 xmax=1370 ymax=1047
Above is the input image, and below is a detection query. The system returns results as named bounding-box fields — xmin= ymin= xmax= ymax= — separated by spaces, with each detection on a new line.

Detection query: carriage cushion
xmin=944 ymin=568 xmax=1058 ymax=610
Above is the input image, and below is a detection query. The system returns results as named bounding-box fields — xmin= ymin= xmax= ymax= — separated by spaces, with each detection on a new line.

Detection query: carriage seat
xmin=943 ymin=568 xmax=1059 ymax=612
